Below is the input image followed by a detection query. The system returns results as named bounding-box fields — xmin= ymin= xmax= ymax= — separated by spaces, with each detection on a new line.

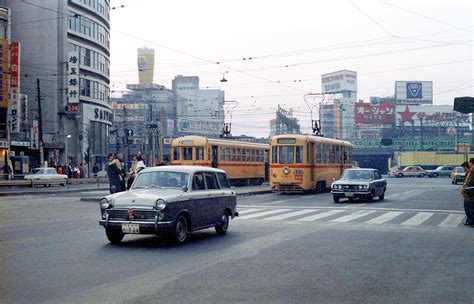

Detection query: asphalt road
xmin=0 ymin=177 xmax=473 ymax=303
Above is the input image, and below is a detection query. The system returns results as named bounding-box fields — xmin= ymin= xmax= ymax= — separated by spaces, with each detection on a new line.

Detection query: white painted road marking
xmin=264 ymin=209 xmax=317 ymax=221
xmin=401 ymin=212 xmax=434 ymax=226
xmin=238 ymin=209 xmax=292 ymax=220
xmin=297 ymin=210 xmax=346 ymax=222
xmin=438 ymin=214 xmax=465 ymax=228
xmin=330 ymin=210 xmax=376 ymax=223
xmin=364 ymin=211 xmax=404 ymax=224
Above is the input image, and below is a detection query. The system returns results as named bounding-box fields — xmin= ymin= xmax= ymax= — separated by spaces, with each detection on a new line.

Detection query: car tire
xmin=106 ymin=229 xmax=124 ymax=244
xmin=366 ymin=192 xmax=374 ymax=203
xmin=452 ymin=180 xmax=455 ymax=184
xmin=333 ymin=196 xmax=340 ymax=203
xmin=418 ymin=173 xmax=425 ymax=178
xmin=379 ymin=190 xmax=385 ymax=201
xmin=432 ymin=173 xmax=438 ymax=178
xmin=397 ymin=173 xmax=403 ymax=178
xmin=172 ymin=215 xmax=188 ymax=244
xmin=215 ymin=212 xmax=229 ymax=235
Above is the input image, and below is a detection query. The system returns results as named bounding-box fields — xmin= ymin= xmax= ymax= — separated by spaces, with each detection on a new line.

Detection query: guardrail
xmin=0 ymin=177 xmax=109 ymax=188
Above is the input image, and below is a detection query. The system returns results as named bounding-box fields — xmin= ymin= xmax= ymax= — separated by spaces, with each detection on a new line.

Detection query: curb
xmin=80 ymin=189 xmax=273 ymax=202
xmin=0 ymin=187 xmax=108 ymax=197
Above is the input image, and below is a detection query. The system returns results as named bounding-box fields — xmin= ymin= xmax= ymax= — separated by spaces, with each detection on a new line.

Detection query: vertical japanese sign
xmin=31 ymin=119 xmax=39 ymax=150
xmin=0 ymin=39 xmax=8 ymax=108
xmin=10 ymin=42 xmax=21 ymax=132
xmin=67 ymin=51 xmax=79 ymax=104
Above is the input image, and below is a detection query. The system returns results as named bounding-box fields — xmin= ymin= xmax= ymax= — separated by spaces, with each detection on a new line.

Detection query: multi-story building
xmin=110 ymin=83 xmax=174 ymax=165
xmin=173 ymin=75 xmax=224 ymax=137
xmin=6 ymin=0 xmax=111 ymax=173
xmin=321 ymin=70 xmax=357 ymax=139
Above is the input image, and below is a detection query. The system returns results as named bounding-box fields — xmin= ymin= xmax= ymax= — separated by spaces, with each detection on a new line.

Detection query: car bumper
xmin=331 ymin=191 xmax=371 ymax=199
xmin=99 ymin=216 xmax=174 ymax=235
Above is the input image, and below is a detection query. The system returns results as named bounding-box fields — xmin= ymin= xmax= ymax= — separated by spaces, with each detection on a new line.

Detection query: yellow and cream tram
xmin=171 ymin=136 xmax=270 ymax=185
xmin=270 ymin=134 xmax=352 ymax=193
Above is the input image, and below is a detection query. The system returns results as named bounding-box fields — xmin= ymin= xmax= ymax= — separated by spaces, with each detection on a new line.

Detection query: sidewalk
xmin=80 ymin=184 xmax=272 ymax=202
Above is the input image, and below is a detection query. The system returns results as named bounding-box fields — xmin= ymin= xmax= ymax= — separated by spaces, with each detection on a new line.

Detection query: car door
xmin=203 ymin=172 xmax=221 ymax=226
xmin=191 ymin=172 xmax=210 ymax=229
xmin=373 ymin=171 xmax=384 ymax=196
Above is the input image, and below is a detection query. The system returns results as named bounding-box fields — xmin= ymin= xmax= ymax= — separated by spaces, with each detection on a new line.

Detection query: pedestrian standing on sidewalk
xmin=127 ymin=155 xmax=138 ymax=190
xmin=461 ymin=158 xmax=474 ymax=227
xmin=107 ymin=153 xmax=124 ymax=194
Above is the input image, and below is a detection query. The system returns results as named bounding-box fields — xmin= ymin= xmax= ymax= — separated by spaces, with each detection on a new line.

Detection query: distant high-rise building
xmin=137 ymin=47 xmax=155 ymax=85
xmin=321 ymin=70 xmax=357 ymax=139
xmin=173 ymin=75 xmax=224 ymax=137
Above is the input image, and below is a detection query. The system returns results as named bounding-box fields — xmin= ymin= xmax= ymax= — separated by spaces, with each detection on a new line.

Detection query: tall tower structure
xmin=137 ymin=47 xmax=155 ymax=85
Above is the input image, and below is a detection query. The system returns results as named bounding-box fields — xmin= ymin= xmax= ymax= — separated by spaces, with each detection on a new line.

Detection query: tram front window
xmin=279 ymin=146 xmax=295 ymax=164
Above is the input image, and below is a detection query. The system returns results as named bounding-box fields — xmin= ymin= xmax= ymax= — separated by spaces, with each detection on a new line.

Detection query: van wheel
xmin=215 ymin=212 xmax=229 ymax=235
xmin=172 ymin=215 xmax=188 ymax=243
xmin=106 ymin=229 xmax=124 ymax=244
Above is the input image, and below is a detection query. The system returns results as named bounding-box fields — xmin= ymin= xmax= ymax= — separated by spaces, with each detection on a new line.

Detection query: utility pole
xmin=122 ymin=106 xmax=128 ymax=172
xmin=159 ymin=111 xmax=164 ymax=163
xmin=37 ymin=79 xmax=44 ymax=167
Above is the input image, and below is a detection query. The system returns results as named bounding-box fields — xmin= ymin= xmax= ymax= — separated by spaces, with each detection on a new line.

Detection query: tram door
xmin=309 ymin=143 xmax=315 ymax=181
xmin=211 ymin=145 xmax=218 ymax=168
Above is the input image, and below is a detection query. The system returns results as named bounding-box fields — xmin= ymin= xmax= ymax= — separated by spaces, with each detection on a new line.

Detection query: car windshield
xmin=341 ymin=170 xmax=373 ymax=180
xmin=454 ymin=167 xmax=464 ymax=173
xmin=32 ymin=168 xmax=50 ymax=174
xmin=132 ymin=171 xmax=189 ymax=189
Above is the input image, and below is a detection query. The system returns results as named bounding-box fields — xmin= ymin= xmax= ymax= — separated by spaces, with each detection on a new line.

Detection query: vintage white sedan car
xmin=99 ymin=166 xmax=238 ymax=244
xmin=23 ymin=167 xmax=68 ymax=186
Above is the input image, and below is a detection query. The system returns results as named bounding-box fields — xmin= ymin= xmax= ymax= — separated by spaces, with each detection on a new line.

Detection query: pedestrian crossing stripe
xmin=234 ymin=207 xmax=466 ymax=228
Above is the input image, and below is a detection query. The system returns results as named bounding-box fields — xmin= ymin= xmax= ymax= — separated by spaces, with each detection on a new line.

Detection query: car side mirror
xmin=182 ymin=186 xmax=188 ymax=192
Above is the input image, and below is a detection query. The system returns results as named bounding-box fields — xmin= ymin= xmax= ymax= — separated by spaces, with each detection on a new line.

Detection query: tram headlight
xmin=282 ymin=167 xmax=290 ymax=175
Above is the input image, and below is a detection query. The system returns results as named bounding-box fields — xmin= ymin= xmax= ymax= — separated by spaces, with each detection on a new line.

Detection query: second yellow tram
xmin=270 ymin=134 xmax=352 ymax=193
xmin=171 ymin=136 xmax=270 ymax=185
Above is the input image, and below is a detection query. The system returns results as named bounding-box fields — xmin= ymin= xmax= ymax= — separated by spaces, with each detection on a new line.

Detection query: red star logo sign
xmin=398 ymin=106 xmax=416 ymax=126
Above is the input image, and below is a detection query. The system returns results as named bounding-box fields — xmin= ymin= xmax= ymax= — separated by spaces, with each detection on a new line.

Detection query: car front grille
xmin=341 ymin=185 xmax=360 ymax=191
xmin=107 ymin=209 xmax=157 ymax=221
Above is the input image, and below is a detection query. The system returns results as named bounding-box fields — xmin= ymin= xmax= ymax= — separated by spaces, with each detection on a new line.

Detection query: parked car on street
xmin=23 ymin=167 xmax=68 ymax=186
xmin=394 ymin=166 xmax=426 ymax=178
xmin=92 ymin=170 xmax=108 ymax=178
xmin=426 ymin=166 xmax=454 ymax=178
xmin=99 ymin=166 xmax=238 ymax=244
xmin=331 ymin=168 xmax=387 ymax=203
xmin=451 ymin=166 xmax=466 ymax=184
xmin=388 ymin=166 xmax=406 ymax=177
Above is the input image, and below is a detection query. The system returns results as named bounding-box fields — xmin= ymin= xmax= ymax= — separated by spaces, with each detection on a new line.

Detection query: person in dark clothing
xmin=461 ymin=159 xmax=474 ymax=227
xmin=107 ymin=153 xmax=124 ymax=194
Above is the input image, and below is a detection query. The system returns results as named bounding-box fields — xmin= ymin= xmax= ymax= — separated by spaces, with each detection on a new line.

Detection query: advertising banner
xmin=177 ymin=118 xmax=220 ymax=134
xmin=10 ymin=42 xmax=19 ymax=88
xmin=396 ymin=105 xmax=469 ymax=127
xmin=0 ymin=39 xmax=8 ymax=108
xmin=67 ymin=51 xmax=80 ymax=104
xmin=31 ymin=119 xmax=39 ymax=150
xmin=10 ymin=88 xmax=20 ymax=132
xmin=354 ymin=103 xmax=394 ymax=124
xmin=395 ymin=81 xmax=433 ymax=104
xmin=321 ymin=70 xmax=357 ymax=94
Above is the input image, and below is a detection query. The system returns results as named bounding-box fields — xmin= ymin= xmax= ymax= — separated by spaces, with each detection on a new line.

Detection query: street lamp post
xmin=65 ymin=134 xmax=72 ymax=164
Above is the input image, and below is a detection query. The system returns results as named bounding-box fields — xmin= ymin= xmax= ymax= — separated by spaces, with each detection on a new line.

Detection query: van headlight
xmin=100 ymin=198 xmax=112 ymax=209
xmin=154 ymin=199 xmax=167 ymax=211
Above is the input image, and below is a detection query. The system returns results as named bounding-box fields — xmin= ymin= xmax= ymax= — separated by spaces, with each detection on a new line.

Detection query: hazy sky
xmin=110 ymin=0 xmax=473 ymax=137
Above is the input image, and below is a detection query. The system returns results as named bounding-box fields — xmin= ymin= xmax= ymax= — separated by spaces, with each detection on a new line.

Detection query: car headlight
xmin=100 ymin=198 xmax=112 ymax=209
xmin=154 ymin=199 xmax=167 ymax=211
xmin=358 ymin=185 xmax=368 ymax=190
